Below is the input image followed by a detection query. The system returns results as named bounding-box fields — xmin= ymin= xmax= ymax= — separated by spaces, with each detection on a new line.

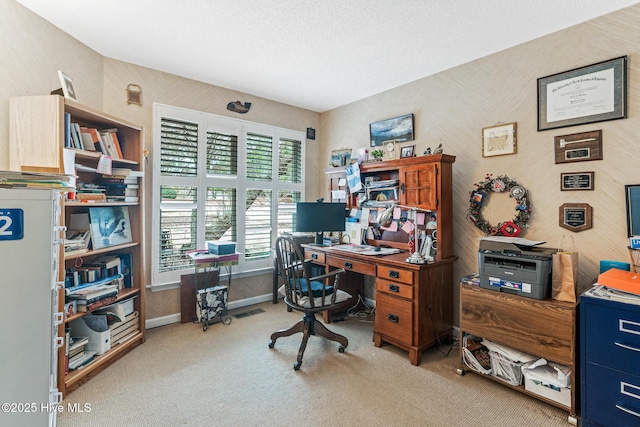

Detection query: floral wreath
xmin=467 ymin=174 xmax=531 ymax=237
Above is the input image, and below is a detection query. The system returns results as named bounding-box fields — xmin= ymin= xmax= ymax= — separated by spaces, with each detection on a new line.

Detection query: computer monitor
xmin=295 ymin=201 xmax=346 ymax=245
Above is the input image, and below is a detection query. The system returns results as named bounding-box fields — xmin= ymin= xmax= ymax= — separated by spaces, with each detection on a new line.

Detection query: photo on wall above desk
xmin=370 ymin=113 xmax=414 ymax=147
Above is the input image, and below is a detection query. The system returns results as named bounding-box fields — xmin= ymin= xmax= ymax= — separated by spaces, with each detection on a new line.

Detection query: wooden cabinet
xmin=459 ymin=284 xmax=578 ymax=423
xmin=9 ymin=95 xmax=145 ymax=397
xmin=337 ymin=155 xmax=455 ymax=260
xmin=580 ymin=286 xmax=640 ymax=427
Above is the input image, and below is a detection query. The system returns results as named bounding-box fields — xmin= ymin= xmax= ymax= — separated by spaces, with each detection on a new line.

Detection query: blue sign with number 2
xmin=0 ymin=209 xmax=24 ymax=240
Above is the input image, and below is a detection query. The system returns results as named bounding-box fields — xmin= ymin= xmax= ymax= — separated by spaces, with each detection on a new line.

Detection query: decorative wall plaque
xmin=554 ymin=130 xmax=602 ymax=164
xmin=560 ymin=172 xmax=595 ymax=191
xmin=559 ymin=203 xmax=592 ymax=232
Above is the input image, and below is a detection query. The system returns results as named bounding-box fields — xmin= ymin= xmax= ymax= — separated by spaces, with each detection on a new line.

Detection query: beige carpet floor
xmin=58 ymin=301 xmax=573 ymax=426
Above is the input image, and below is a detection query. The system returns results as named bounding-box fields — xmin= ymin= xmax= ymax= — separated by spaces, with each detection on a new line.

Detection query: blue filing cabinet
xmin=580 ymin=286 xmax=640 ymax=426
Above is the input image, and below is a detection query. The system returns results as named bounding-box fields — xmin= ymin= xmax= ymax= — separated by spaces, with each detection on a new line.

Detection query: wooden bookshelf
xmin=9 ymin=95 xmax=146 ymax=397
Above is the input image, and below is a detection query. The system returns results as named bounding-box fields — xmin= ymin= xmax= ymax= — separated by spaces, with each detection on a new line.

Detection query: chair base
xmin=269 ymin=312 xmax=348 ymax=370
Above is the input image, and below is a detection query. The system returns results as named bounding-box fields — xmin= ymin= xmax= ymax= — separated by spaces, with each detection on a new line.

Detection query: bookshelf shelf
xmin=63 ymin=288 xmax=140 ymax=324
xmin=64 ymin=331 xmax=144 ymax=392
xmin=9 ymin=94 xmax=146 ymax=398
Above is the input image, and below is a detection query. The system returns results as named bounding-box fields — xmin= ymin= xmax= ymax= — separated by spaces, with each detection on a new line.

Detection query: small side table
xmin=187 ymin=250 xmax=240 ymax=331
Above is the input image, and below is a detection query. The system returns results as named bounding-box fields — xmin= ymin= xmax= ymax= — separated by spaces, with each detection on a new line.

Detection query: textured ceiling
xmin=15 ymin=0 xmax=640 ymax=112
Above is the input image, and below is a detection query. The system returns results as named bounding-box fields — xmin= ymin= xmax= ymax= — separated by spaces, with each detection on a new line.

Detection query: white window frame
xmin=152 ymin=104 xmax=305 ymax=287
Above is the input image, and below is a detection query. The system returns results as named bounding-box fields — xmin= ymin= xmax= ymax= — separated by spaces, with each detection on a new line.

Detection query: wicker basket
xmin=489 ymin=351 xmax=524 ymax=386
xmin=629 ymin=247 xmax=640 ymax=273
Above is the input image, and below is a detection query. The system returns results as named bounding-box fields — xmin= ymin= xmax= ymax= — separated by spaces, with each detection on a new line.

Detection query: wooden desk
xmin=302 ymin=244 xmax=456 ymax=366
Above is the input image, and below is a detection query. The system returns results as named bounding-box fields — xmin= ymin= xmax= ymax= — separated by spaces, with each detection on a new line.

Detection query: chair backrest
xmin=274 ymin=236 xmax=340 ymax=311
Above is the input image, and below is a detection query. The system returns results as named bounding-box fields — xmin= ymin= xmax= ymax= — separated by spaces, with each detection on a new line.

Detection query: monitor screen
xmin=295 ymin=202 xmax=346 ymax=245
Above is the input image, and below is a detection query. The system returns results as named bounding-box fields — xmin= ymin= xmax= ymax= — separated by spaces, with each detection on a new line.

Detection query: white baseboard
xmin=145 ymin=294 xmax=275 ymax=329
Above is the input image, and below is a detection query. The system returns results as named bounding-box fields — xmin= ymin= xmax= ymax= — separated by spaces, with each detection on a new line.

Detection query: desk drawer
xmin=583 ymin=362 xmax=640 ymax=427
xmin=376 ymin=278 xmax=413 ymax=300
xmin=583 ymin=301 xmax=640 ymax=372
xmin=304 ymin=250 xmax=325 ymax=264
xmin=377 ymin=265 xmax=413 ymax=285
xmin=326 ymin=254 xmax=376 ymax=276
xmin=375 ymin=292 xmax=413 ymax=345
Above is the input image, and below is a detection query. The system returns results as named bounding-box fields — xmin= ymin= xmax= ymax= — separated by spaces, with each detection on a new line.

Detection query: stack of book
xmin=68 ymin=283 xmax=119 ymax=312
xmin=74 ymin=181 xmax=107 ymax=202
xmin=67 ymin=336 xmax=96 ymax=371
xmin=64 ymin=229 xmax=91 ymax=257
xmin=101 ymin=168 xmax=142 ymax=203
xmin=65 ymin=274 xmax=122 ymax=312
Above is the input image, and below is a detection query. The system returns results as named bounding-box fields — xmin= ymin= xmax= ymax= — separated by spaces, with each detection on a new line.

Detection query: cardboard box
xmin=523 ymin=369 xmax=571 ymax=407
xmin=207 ymin=240 xmax=236 ymax=255
xmin=597 ymin=268 xmax=640 ymax=295
xmin=522 ymin=359 xmax=571 ymax=407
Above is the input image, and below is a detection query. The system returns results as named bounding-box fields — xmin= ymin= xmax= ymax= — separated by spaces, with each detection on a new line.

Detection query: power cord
xmin=347 ymin=293 xmax=375 ymax=320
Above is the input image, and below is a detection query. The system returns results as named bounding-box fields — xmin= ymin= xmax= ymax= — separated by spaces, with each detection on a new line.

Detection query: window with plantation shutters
xmin=152 ymin=104 xmax=305 ymax=285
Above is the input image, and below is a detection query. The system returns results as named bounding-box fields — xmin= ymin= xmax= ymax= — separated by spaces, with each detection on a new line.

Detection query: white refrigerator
xmin=0 ymin=188 xmax=63 ymax=427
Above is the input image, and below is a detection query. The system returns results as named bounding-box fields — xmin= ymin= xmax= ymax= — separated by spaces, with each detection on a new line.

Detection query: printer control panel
xmin=479 ymin=249 xmax=550 ymax=261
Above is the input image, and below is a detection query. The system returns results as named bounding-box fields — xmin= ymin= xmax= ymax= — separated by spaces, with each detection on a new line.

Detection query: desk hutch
xmin=312 ymin=155 xmax=457 ymax=365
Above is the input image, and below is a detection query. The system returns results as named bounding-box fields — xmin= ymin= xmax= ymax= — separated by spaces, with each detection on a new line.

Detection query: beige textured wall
xmin=321 ymin=4 xmax=640 ymax=323
xmin=0 ymin=0 xmax=104 ymax=168
xmin=0 ymin=0 xmax=321 ymax=321
xmin=2 ymin=0 xmax=639 ymax=324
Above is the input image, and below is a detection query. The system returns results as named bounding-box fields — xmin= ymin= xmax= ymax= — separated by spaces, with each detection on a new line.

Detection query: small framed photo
xmin=330 ymin=148 xmax=352 ymax=167
xmin=400 ymin=145 xmax=415 ymax=158
xmin=58 ymin=70 xmax=79 ymax=102
xmin=482 ymin=122 xmax=517 ymax=157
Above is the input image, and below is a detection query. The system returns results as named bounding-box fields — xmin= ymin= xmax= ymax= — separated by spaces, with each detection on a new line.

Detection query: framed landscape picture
xmin=89 ymin=206 xmax=132 ymax=249
xmin=370 ymin=113 xmax=415 ymax=147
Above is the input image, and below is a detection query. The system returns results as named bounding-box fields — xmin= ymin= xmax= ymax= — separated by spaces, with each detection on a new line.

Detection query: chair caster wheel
xmin=339 ymin=346 xmax=346 ymax=353
xmin=268 ymin=341 xmax=275 ymax=348
xmin=294 ymin=361 xmax=301 ymax=370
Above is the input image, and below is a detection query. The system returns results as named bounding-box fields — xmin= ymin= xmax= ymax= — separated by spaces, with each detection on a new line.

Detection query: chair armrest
xmin=309 ymin=268 xmax=346 ymax=283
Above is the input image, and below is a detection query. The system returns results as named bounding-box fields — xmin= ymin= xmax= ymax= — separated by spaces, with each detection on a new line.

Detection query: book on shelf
xmin=75 ymin=192 xmax=107 ymax=201
xmin=65 ymin=273 xmax=123 ymax=296
xmin=89 ymin=206 xmax=133 ymax=250
xmin=64 ymin=112 xmax=71 ymax=148
xmin=68 ymin=350 xmax=97 ymax=370
xmin=110 ymin=168 xmax=144 ymax=178
xmin=99 ymin=128 xmax=124 ymax=159
xmin=68 ymin=284 xmax=118 ymax=303
xmin=68 ymin=336 xmax=89 ymax=352
xmin=78 ymin=295 xmax=118 ymax=312
xmin=120 ymin=253 xmax=134 ymax=288
xmin=64 ymin=229 xmax=91 ymax=255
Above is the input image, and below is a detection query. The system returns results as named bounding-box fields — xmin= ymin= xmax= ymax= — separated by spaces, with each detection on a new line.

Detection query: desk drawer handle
xmin=388 ymin=270 xmax=399 ymax=279
xmin=311 ymin=253 xmax=318 ymax=260
xmin=387 ymin=314 xmax=399 ymax=323
xmin=344 ymin=262 xmax=353 ymax=269
xmin=616 ymin=404 xmax=640 ymax=418
xmin=615 ymin=342 xmax=640 ymax=352
xmin=388 ymin=284 xmax=399 ymax=293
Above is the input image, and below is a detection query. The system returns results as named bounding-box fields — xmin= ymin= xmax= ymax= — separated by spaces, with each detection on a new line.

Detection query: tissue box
xmin=207 ymin=241 xmax=236 ymax=255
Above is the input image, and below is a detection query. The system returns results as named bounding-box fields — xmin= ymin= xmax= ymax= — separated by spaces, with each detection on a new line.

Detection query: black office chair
xmin=269 ymin=236 xmax=350 ymax=370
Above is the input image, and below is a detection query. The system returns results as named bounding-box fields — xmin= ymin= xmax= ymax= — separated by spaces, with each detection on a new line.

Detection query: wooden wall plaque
xmin=554 ymin=130 xmax=602 ymax=164
xmin=561 ymin=172 xmax=595 ymax=191
xmin=559 ymin=203 xmax=592 ymax=232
